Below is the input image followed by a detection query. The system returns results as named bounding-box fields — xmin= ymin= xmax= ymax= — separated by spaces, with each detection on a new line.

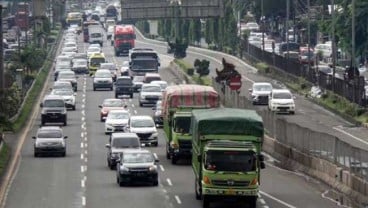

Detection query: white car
xmin=151 ymin=80 xmax=168 ymax=92
xmin=87 ymin=47 xmax=101 ymax=58
xmin=62 ymin=46 xmax=78 ymax=53
xmin=33 ymin=126 xmax=67 ymax=157
xmin=64 ymin=41 xmax=77 ymax=48
xmin=249 ymin=82 xmax=272 ymax=105
xmin=105 ymin=109 xmax=130 ymax=134
xmin=244 ymin=22 xmax=259 ymax=31
xmin=268 ymin=89 xmax=295 ymax=114
xmin=139 ymin=83 xmax=163 ymax=106
xmin=51 ymin=89 xmax=76 ymax=110
xmin=126 ymin=115 xmax=158 ymax=146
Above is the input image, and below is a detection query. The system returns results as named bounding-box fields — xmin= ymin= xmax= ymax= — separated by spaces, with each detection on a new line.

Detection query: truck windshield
xmin=205 ymin=150 xmax=256 ymax=172
xmin=174 ymin=117 xmax=191 ymax=134
xmin=131 ymin=60 xmax=158 ymax=70
xmin=90 ymin=58 xmax=105 ymax=67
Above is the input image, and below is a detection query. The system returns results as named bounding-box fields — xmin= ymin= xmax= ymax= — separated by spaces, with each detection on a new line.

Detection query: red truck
xmin=15 ymin=2 xmax=30 ymax=30
xmin=112 ymin=25 xmax=136 ymax=56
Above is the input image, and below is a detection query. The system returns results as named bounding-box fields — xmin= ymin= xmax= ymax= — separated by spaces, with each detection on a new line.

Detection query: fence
xmin=213 ymin=79 xmax=368 ymax=182
xmin=243 ymin=41 xmax=367 ymax=107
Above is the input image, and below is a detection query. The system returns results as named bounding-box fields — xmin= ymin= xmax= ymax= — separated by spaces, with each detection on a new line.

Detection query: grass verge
xmin=173 ymin=59 xmax=212 ymax=86
xmin=0 ymin=144 xmax=10 ymax=177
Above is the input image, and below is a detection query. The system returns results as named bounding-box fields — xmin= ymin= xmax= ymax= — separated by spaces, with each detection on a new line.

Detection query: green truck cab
xmin=191 ymin=108 xmax=265 ymax=208
xmin=162 ymin=85 xmax=220 ymax=165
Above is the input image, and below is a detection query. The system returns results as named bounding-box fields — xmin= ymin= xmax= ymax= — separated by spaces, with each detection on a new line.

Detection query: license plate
xmin=226 ymin=189 xmax=236 ymax=195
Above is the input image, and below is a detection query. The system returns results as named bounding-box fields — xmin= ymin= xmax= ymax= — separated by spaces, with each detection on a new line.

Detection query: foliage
xmin=0 ymin=144 xmax=10 ymax=177
xmin=15 ymin=44 xmax=47 ymax=74
xmin=194 ymin=59 xmax=210 ymax=77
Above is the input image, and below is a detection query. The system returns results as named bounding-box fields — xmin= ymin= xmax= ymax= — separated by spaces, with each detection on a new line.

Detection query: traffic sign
xmin=228 ymin=75 xmax=242 ymax=91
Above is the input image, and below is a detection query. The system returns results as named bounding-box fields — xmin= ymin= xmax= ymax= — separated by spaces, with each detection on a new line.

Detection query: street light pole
xmin=331 ymin=0 xmax=336 ymax=92
xmin=352 ymin=0 xmax=356 ymax=102
xmin=307 ymin=0 xmax=311 ymax=74
xmin=261 ymin=0 xmax=264 ymax=51
xmin=0 ymin=4 xmax=4 ymax=94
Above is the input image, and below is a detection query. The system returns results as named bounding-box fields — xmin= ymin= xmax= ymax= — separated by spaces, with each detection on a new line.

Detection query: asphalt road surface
xmin=2 ymin=26 xmax=348 ymax=208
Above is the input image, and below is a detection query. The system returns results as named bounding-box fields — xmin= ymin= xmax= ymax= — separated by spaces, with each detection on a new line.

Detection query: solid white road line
xmin=333 ymin=126 xmax=368 ymax=145
xmin=174 ymin=195 xmax=182 ymax=204
xmin=166 ymin=178 xmax=172 ymax=186
xmin=260 ymin=191 xmax=297 ymax=208
xmin=82 ymin=196 xmax=86 ymax=206
xmin=259 ymin=198 xmax=266 ymax=204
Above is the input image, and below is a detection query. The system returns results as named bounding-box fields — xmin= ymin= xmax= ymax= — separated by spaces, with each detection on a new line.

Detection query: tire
xmin=195 ymin=179 xmax=201 ymax=200
xmin=166 ymin=143 xmax=171 ymax=159
xmin=290 ymin=111 xmax=295 ymax=115
xmin=152 ymin=179 xmax=158 ymax=186
xmin=34 ymin=152 xmax=39 ymax=157
xmin=130 ymin=93 xmax=133 ymax=99
xmin=109 ymin=163 xmax=115 ymax=170
xmin=202 ymin=195 xmax=210 ymax=208
xmin=171 ymin=155 xmax=177 ymax=165
xmin=72 ymin=105 xmax=76 ymax=111
xmin=107 ymin=159 xmax=111 ymax=168
xmin=61 ymin=151 xmax=66 ymax=157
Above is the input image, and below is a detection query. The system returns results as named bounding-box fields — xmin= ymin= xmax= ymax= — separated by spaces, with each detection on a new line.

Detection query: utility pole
xmin=0 ymin=4 xmax=4 ymax=94
xmin=352 ymin=0 xmax=356 ymax=102
xmin=261 ymin=0 xmax=264 ymax=51
xmin=286 ymin=0 xmax=290 ymax=63
xmin=307 ymin=0 xmax=311 ymax=75
xmin=331 ymin=0 xmax=336 ymax=92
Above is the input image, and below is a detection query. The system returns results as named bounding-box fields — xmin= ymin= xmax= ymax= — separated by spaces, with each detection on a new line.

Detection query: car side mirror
xmin=155 ymin=159 xmax=159 ymax=163
xmin=105 ymin=144 xmax=111 ymax=148
xmin=197 ymin=155 xmax=202 ymax=162
xmin=98 ymin=105 xmax=102 ymax=108
xmin=64 ymin=136 xmax=68 ymax=139
xmin=40 ymin=103 xmax=43 ymax=108
xmin=32 ymin=136 xmax=36 ymax=139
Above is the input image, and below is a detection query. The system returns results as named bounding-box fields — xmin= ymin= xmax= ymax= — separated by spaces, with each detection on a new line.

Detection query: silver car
xmin=33 ymin=126 xmax=67 ymax=157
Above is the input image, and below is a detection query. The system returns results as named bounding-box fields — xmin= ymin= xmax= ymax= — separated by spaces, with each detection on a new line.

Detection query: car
xmin=52 ymin=81 xmax=73 ymax=92
xmin=57 ymin=70 xmax=78 ymax=91
xmin=244 ymin=22 xmax=259 ymax=31
xmin=63 ymin=41 xmax=77 ymax=49
xmin=54 ymin=64 xmax=71 ymax=81
xmin=33 ymin=126 xmax=67 ymax=157
xmin=93 ymin=69 xmax=113 ymax=91
xmin=61 ymin=51 xmax=76 ymax=58
xmin=105 ymin=132 xmax=141 ymax=169
xmin=72 ymin=58 xmax=89 ymax=74
xmin=299 ymin=47 xmax=315 ymax=65
xmin=62 ymin=46 xmax=78 ymax=53
xmin=115 ymin=76 xmax=134 ymax=98
xmin=143 ymin=73 xmax=161 ymax=83
xmin=107 ymin=25 xmax=114 ymax=40
xmin=152 ymin=100 xmax=163 ymax=127
xmin=40 ymin=95 xmax=67 ymax=126
xmin=74 ymin=52 xmax=87 ymax=60
xmin=105 ymin=110 xmax=130 ymax=134
xmin=99 ymin=63 xmax=118 ymax=81
xmin=249 ymin=82 xmax=273 ymax=105
xmin=51 ymin=89 xmax=76 ymax=110
xmin=120 ymin=61 xmax=130 ymax=76
xmin=268 ymin=89 xmax=295 ymax=114
xmin=99 ymin=98 xmax=127 ymax=122
xmin=87 ymin=46 xmax=101 ymax=58
xmin=151 ymin=80 xmax=168 ymax=92
xmin=126 ymin=115 xmax=158 ymax=146
xmin=314 ymin=43 xmax=332 ymax=58
xmin=89 ymin=43 xmax=101 ymax=49
xmin=139 ymin=83 xmax=163 ymax=107
xmin=132 ymin=76 xmax=144 ymax=92
xmin=115 ymin=149 xmax=159 ymax=186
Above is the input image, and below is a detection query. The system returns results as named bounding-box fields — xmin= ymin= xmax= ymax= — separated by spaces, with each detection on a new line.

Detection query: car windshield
xmin=112 ymin=138 xmax=139 ymax=148
xmin=116 ymin=78 xmax=132 ymax=85
xmin=52 ymin=90 xmax=74 ymax=96
xmin=142 ymin=85 xmax=161 ymax=92
xmin=95 ymin=71 xmax=110 ymax=78
xmin=43 ymin=99 xmax=64 ymax=107
xmin=103 ymin=99 xmax=123 ymax=107
xmin=131 ymin=119 xmax=154 ymax=127
xmin=37 ymin=131 xmax=62 ymax=138
xmin=131 ymin=60 xmax=158 ymax=70
xmin=74 ymin=60 xmax=87 ymax=65
xmin=254 ymin=85 xmax=272 ymax=92
xmin=100 ymin=64 xmax=114 ymax=70
xmin=123 ymin=153 xmax=154 ymax=163
xmin=205 ymin=150 xmax=256 ymax=172
xmin=91 ymin=33 xmax=102 ymax=38
xmin=63 ymin=47 xmax=75 ymax=52
xmin=273 ymin=92 xmax=292 ymax=99
xmin=108 ymin=112 xmax=129 ymax=119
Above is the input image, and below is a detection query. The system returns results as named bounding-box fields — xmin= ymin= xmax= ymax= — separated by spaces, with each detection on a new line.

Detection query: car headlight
xmin=105 ymin=122 xmax=113 ymax=127
xmin=140 ymin=95 xmax=145 ymax=99
xmin=120 ymin=166 xmax=129 ymax=173
xmin=152 ymin=132 xmax=158 ymax=137
xmin=149 ymin=165 xmax=157 ymax=172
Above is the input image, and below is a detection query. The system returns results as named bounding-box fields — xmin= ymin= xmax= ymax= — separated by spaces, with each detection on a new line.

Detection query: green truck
xmin=162 ymin=84 xmax=220 ymax=164
xmin=191 ymin=108 xmax=265 ymax=208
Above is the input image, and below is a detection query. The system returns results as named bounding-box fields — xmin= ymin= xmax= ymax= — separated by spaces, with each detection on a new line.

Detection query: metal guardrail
xmin=212 ymin=79 xmax=368 ymax=182
xmin=242 ymin=41 xmax=367 ymax=107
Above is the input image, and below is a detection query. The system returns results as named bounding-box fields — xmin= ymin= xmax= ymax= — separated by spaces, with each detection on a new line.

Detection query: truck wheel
xmin=115 ymin=94 xmax=119 ymax=98
xmin=166 ymin=143 xmax=171 ymax=159
xmin=195 ymin=179 xmax=201 ymax=200
xmin=202 ymin=196 xmax=210 ymax=208
xmin=93 ymin=87 xmax=96 ymax=91
xmin=248 ymin=196 xmax=257 ymax=208
xmin=61 ymin=151 xmax=66 ymax=157
xmin=171 ymin=155 xmax=177 ymax=164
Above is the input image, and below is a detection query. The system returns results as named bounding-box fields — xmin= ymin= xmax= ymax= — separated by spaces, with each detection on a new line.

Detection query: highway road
xmin=2 ymin=26 xmax=346 ymax=208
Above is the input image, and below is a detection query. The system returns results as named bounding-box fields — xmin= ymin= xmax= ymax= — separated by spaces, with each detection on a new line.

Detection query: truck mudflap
xmin=202 ymin=187 xmax=258 ymax=196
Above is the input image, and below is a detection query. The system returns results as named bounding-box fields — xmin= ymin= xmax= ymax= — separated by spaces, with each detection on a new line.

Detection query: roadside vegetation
xmin=0 ymin=144 xmax=10 ymax=177
xmin=173 ymin=59 xmax=212 ymax=86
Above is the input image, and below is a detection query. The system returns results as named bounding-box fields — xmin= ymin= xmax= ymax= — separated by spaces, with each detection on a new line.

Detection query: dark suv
xmin=115 ymin=76 xmax=134 ymax=98
xmin=40 ymin=95 xmax=67 ymax=126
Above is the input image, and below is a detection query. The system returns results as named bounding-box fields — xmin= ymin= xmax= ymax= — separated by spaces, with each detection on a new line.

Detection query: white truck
xmin=88 ymin=25 xmax=104 ymax=46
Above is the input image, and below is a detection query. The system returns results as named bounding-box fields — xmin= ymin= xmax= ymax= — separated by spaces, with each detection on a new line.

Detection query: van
xmin=88 ymin=25 xmax=104 ymax=46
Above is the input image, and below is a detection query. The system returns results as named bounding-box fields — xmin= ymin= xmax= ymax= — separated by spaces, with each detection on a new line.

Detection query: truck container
xmin=162 ymin=84 xmax=220 ymax=164
xmin=113 ymin=25 xmax=136 ymax=56
xmin=191 ymin=108 xmax=265 ymax=208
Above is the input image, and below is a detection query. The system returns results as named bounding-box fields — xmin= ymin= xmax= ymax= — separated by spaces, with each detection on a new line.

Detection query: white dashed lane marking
xmin=159 ymin=165 xmax=165 ymax=172
xmin=174 ymin=195 xmax=182 ymax=204
xmin=166 ymin=178 xmax=172 ymax=186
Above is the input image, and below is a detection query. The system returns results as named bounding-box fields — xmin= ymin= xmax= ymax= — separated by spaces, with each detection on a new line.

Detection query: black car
xmin=40 ymin=95 xmax=67 ymax=126
xmin=152 ymin=101 xmax=163 ymax=127
xmin=116 ymin=149 xmax=159 ymax=186
xmin=115 ymin=76 xmax=134 ymax=98
xmin=105 ymin=133 xmax=141 ymax=170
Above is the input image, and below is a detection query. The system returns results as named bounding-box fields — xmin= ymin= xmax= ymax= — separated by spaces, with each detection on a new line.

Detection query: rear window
xmin=144 ymin=76 xmax=161 ymax=83
xmin=38 ymin=131 xmax=62 ymax=138
xmin=112 ymin=137 xmax=139 ymax=148
xmin=116 ymin=78 xmax=132 ymax=85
